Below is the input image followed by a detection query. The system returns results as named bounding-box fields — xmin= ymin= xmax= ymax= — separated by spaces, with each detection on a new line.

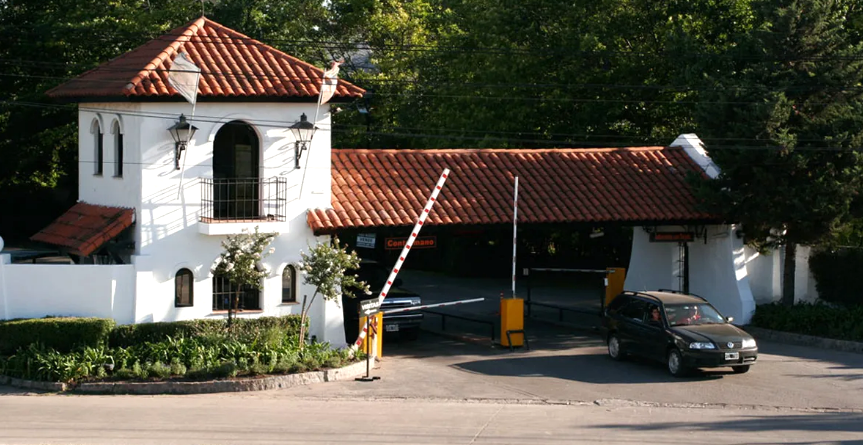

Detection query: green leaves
xmin=213 ymin=226 xmax=278 ymax=290
xmin=299 ymin=236 xmax=371 ymax=302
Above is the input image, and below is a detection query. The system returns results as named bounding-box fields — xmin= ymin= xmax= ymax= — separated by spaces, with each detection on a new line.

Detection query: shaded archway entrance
xmin=212 ymin=120 xmax=260 ymax=220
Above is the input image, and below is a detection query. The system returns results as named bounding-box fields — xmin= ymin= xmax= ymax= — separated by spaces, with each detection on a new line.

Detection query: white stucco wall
xmin=0 ymin=258 xmax=135 ymax=324
xmin=625 ymin=225 xmax=757 ymax=324
xmin=687 ymin=225 xmax=756 ymax=323
xmin=742 ymin=244 xmax=821 ymax=305
xmin=0 ymin=102 xmax=346 ymax=346
xmin=78 ymin=104 xmax=142 ymax=210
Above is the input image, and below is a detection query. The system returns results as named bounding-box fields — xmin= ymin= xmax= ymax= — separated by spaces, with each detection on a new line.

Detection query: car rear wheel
xmin=607 ymin=334 xmax=625 ymax=361
xmin=732 ymin=365 xmax=750 ymax=374
xmin=667 ymin=349 xmax=689 ymax=377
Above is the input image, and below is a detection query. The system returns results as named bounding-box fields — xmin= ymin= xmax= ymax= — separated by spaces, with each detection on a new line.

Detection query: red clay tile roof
xmin=307 ymin=147 xmax=715 ymax=233
xmin=46 ymin=17 xmax=365 ymax=101
xmin=31 ymin=202 xmax=135 ymax=257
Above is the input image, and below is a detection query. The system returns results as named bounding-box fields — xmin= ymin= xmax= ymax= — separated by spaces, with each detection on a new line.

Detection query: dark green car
xmin=601 ymin=290 xmax=758 ymax=377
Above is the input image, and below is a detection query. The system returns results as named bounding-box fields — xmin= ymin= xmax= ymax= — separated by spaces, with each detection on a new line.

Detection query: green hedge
xmin=109 ymin=315 xmax=306 ymax=348
xmin=809 ymin=248 xmax=863 ymax=306
xmin=751 ymin=302 xmax=863 ymax=342
xmin=0 ymin=317 xmax=115 ymax=355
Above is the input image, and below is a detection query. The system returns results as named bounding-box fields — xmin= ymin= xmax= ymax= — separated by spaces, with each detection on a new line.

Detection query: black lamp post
xmin=289 ymin=113 xmax=317 ymax=169
xmin=168 ymin=114 xmax=198 ymax=170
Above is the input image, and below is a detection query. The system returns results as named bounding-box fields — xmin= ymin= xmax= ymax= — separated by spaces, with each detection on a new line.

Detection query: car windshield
xmin=664 ymin=303 xmax=726 ymax=326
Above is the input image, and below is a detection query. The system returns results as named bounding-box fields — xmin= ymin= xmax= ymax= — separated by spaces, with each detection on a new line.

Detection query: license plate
xmin=385 ymin=324 xmax=399 ymax=332
xmin=725 ymin=352 xmax=739 ymax=361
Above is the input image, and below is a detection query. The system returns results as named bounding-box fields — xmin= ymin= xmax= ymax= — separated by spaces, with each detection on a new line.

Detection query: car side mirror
xmin=394 ymin=278 xmax=403 ymax=287
xmin=726 ymin=316 xmax=734 ymax=323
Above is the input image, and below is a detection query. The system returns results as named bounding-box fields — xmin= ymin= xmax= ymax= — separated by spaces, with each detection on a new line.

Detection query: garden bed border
xmin=0 ymin=360 xmax=368 ymax=395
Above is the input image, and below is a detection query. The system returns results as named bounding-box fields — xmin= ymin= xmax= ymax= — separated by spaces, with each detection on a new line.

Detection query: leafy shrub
xmin=147 ymin=361 xmax=172 ymax=379
xmin=809 ymin=248 xmax=863 ymax=306
xmin=0 ymin=317 xmax=115 ymax=355
xmin=113 ymin=368 xmax=136 ymax=380
xmin=169 ymin=358 xmax=187 ymax=377
xmin=0 ymin=314 xmax=354 ymax=383
xmin=211 ymin=361 xmax=239 ymax=379
xmin=108 ymin=316 xmax=305 ymax=348
xmin=752 ymin=302 xmax=863 ymax=342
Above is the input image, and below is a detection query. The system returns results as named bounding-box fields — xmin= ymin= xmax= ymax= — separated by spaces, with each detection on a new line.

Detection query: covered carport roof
xmin=307 ymin=146 xmax=718 ymax=235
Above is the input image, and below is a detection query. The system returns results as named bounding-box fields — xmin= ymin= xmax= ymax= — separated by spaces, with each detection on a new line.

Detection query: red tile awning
xmin=31 ymin=202 xmax=135 ymax=257
xmin=46 ymin=17 xmax=365 ymax=102
xmin=307 ymin=147 xmax=716 ymax=234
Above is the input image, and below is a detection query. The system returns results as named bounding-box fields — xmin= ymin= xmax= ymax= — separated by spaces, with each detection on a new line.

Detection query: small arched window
xmin=92 ymin=119 xmax=103 ymax=175
xmin=282 ymin=265 xmax=297 ymax=303
xmin=175 ymin=268 xmax=194 ymax=307
xmin=112 ymin=120 xmax=123 ymax=177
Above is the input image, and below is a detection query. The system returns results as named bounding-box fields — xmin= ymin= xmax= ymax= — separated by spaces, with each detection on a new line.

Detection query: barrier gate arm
xmin=350 ymin=168 xmax=451 ymax=354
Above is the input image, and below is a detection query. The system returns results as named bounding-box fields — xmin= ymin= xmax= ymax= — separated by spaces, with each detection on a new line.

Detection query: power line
xmin=3 ymin=99 xmax=861 ymax=150
xmin=3 ymin=26 xmax=863 ymax=62
xmin=1 ymin=68 xmax=860 ymax=108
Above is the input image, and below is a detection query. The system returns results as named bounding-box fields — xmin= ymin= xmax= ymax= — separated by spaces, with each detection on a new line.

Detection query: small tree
xmin=298 ymin=236 xmax=371 ymax=348
xmin=213 ymin=226 xmax=278 ymax=327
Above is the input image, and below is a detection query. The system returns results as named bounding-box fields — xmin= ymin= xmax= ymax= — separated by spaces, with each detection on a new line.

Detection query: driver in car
xmin=680 ymin=306 xmax=701 ymax=325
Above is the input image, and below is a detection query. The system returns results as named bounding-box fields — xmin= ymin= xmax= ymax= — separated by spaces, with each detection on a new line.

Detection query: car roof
xmin=622 ymin=291 xmax=707 ymax=305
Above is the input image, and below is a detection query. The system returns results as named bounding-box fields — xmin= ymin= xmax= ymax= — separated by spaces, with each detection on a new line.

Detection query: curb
xmin=0 ymin=375 xmax=67 ymax=392
xmin=0 ymin=361 xmax=367 ymax=395
xmin=742 ymin=326 xmax=863 ymax=354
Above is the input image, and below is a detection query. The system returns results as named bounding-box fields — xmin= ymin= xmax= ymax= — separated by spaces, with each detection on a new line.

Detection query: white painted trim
xmin=110 ymin=117 xmax=124 ymax=135
xmin=198 ymin=221 xmax=291 ymax=236
xmin=670 ymin=133 xmax=720 ymax=179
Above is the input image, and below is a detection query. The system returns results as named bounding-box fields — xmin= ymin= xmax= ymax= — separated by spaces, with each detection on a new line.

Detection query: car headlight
xmin=742 ymin=338 xmax=757 ymax=348
xmin=689 ymin=342 xmax=716 ymax=350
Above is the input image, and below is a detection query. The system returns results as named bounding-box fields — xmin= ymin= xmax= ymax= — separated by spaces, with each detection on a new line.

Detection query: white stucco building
xmin=0 ymin=17 xmax=364 ymax=346
xmin=0 ymin=18 xmax=813 ymax=337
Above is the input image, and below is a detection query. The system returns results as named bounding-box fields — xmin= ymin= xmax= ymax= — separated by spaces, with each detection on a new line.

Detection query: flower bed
xmin=0 ymin=316 xmax=360 ymax=384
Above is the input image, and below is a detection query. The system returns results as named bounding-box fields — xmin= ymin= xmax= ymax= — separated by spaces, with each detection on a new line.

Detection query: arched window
xmin=112 ymin=120 xmax=123 ymax=177
xmin=92 ymin=119 xmax=103 ymax=175
xmin=212 ymin=271 xmax=261 ymax=311
xmin=175 ymin=268 xmax=194 ymax=307
xmin=282 ymin=265 xmax=297 ymax=303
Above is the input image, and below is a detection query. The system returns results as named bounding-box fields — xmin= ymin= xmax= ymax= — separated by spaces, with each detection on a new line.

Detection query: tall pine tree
xmin=691 ymin=0 xmax=863 ymax=305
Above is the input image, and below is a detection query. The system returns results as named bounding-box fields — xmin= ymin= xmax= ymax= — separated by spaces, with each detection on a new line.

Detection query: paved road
xmin=1 ymin=394 xmax=861 ymax=444
xmin=1 ymin=269 xmax=861 ymax=443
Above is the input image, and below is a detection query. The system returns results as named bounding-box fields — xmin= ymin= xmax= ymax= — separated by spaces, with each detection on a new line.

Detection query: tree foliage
xmin=299 ymin=236 xmax=370 ymax=303
xmin=297 ymin=236 xmax=370 ymax=347
xmin=212 ymin=226 xmax=277 ymax=324
xmin=690 ymin=0 xmax=863 ymax=252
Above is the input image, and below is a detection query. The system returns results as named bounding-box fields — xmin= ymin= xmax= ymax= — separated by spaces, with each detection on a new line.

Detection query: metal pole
xmin=512 ymin=176 xmax=518 ymax=299
xmin=365 ymin=316 xmax=371 ymax=377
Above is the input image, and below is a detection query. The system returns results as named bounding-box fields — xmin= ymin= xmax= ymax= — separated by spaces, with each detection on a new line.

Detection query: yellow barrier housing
xmin=500 ymin=298 xmax=524 ymax=347
xmin=605 ymin=267 xmax=626 ymax=307
xmin=359 ymin=312 xmax=384 ymax=358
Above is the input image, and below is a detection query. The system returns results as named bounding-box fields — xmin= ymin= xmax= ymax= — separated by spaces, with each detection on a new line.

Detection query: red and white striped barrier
xmin=381 ymin=297 xmax=485 ymax=315
xmin=350 ymin=168 xmax=451 ymax=352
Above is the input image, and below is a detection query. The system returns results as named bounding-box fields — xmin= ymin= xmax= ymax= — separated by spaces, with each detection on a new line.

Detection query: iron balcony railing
xmin=200 ymin=177 xmax=289 ymax=223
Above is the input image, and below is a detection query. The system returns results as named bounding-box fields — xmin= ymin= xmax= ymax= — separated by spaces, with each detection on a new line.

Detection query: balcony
xmin=198 ymin=177 xmax=291 ymax=235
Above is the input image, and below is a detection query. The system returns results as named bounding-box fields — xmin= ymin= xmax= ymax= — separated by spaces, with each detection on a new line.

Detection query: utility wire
xmin=3 ymin=27 xmax=863 ymax=62
xmin=2 ymin=99 xmax=861 ymax=149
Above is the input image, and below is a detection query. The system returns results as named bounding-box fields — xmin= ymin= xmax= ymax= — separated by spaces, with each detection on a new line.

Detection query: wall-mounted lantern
xmin=167 ymin=114 xmax=198 ymax=170
xmin=289 ymin=113 xmax=317 ymax=169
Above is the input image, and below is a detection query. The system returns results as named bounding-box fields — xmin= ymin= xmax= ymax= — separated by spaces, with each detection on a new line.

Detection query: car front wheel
xmin=732 ymin=365 xmax=750 ymax=374
xmin=667 ymin=349 xmax=689 ymax=377
xmin=608 ymin=334 xmax=625 ymax=361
